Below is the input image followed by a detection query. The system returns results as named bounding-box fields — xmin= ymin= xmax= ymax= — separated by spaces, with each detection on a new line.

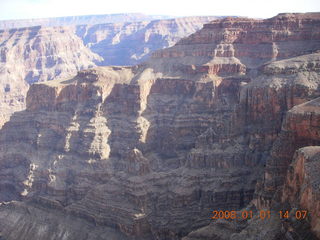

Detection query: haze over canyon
xmin=0 ymin=14 xmax=216 ymax=127
xmin=0 ymin=12 xmax=319 ymax=240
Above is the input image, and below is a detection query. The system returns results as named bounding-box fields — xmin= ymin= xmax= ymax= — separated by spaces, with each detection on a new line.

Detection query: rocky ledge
xmin=0 ymin=16 xmax=215 ymax=128
xmin=0 ymin=13 xmax=320 ymax=239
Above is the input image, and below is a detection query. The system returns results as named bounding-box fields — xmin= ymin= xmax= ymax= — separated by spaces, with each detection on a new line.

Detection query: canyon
xmin=0 ymin=15 xmax=216 ymax=127
xmin=0 ymin=12 xmax=320 ymax=240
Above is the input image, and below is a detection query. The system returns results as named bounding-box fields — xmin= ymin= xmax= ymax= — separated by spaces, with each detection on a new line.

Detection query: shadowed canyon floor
xmin=0 ymin=12 xmax=320 ymax=240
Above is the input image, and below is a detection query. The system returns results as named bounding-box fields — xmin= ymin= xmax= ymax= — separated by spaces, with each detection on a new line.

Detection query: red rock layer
xmin=0 ymin=13 xmax=320 ymax=240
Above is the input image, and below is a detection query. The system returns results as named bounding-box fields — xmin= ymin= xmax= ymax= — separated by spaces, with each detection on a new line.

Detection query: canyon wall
xmin=0 ymin=13 xmax=320 ymax=240
xmin=77 ymin=16 xmax=217 ymax=65
xmin=0 ymin=25 xmax=102 ymax=127
xmin=0 ymin=16 xmax=215 ymax=128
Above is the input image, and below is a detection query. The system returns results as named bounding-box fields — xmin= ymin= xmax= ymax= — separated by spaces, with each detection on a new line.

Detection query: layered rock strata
xmin=0 ymin=25 xmax=102 ymax=127
xmin=0 ymin=13 xmax=320 ymax=240
xmin=0 ymin=16 xmax=215 ymax=128
xmin=282 ymin=145 xmax=320 ymax=238
xmin=184 ymin=97 xmax=320 ymax=240
xmin=77 ymin=16 xmax=217 ymax=65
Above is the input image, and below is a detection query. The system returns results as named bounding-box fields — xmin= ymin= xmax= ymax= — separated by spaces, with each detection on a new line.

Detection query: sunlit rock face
xmin=0 ymin=16 xmax=215 ymax=128
xmin=76 ymin=16 xmax=217 ymax=66
xmin=0 ymin=25 xmax=102 ymax=128
xmin=0 ymin=13 xmax=320 ymax=240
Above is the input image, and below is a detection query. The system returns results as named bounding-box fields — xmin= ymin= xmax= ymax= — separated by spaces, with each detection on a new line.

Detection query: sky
xmin=0 ymin=0 xmax=319 ymax=20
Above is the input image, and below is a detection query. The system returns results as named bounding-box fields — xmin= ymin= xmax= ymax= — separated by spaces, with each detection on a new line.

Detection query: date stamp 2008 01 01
xmin=210 ymin=210 xmax=308 ymax=220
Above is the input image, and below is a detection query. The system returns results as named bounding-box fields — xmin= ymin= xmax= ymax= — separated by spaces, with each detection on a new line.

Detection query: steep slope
xmin=0 ymin=13 xmax=320 ymax=240
xmin=0 ymin=16 xmax=215 ymax=128
xmin=282 ymin=145 xmax=320 ymax=238
xmin=184 ymin=96 xmax=320 ymax=240
xmin=77 ymin=16 xmax=217 ymax=65
xmin=0 ymin=25 xmax=102 ymax=127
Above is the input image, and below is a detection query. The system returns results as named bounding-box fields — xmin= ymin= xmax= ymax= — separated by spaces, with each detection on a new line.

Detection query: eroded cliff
xmin=0 ymin=13 xmax=320 ymax=240
xmin=0 ymin=25 xmax=102 ymax=127
xmin=77 ymin=16 xmax=217 ymax=65
xmin=0 ymin=16 xmax=215 ymax=128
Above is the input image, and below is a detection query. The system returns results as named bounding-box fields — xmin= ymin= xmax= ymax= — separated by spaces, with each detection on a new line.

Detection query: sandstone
xmin=0 ymin=25 xmax=102 ymax=128
xmin=282 ymin=146 xmax=320 ymax=238
xmin=77 ymin=16 xmax=217 ymax=66
xmin=0 ymin=16 xmax=216 ymax=128
xmin=254 ymin=97 xmax=320 ymax=208
xmin=0 ymin=200 xmax=131 ymax=240
xmin=0 ymin=13 xmax=320 ymax=240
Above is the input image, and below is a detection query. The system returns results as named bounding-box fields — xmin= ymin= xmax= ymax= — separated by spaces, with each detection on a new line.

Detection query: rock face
xmin=255 ymin=95 xmax=320 ymax=208
xmin=0 ymin=16 xmax=215 ymax=128
xmin=0 ymin=13 xmax=320 ymax=240
xmin=184 ymin=96 xmax=320 ymax=240
xmin=282 ymin=145 xmax=320 ymax=238
xmin=0 ymin=25 xmax=102 ymax=127
xmin=77 ymin=16 xmax=217 ymax=65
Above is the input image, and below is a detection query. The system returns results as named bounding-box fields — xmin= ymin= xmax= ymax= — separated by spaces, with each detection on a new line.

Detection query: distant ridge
xmin=0 ymin=13 xmax=174 ymax=29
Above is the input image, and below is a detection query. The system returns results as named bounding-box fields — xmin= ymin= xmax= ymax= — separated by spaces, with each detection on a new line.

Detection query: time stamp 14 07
xmin=210 ymin=210 xmax=308 ymax=220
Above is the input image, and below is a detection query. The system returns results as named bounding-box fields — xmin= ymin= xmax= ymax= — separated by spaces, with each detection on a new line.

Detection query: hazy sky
xmin=0 ymin=0 xmax=319 ymax=20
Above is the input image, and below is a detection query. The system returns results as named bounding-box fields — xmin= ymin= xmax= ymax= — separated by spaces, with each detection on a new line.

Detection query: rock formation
xmin=0 ymin=12 xmax=320 ymax=240
xmin=77 ymin=16 xmax=217 ymax=65
xmin=0 ymin=16 xmax=215 ymax=128
xmin=0 ymin=25 xmax=102 ymax=127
